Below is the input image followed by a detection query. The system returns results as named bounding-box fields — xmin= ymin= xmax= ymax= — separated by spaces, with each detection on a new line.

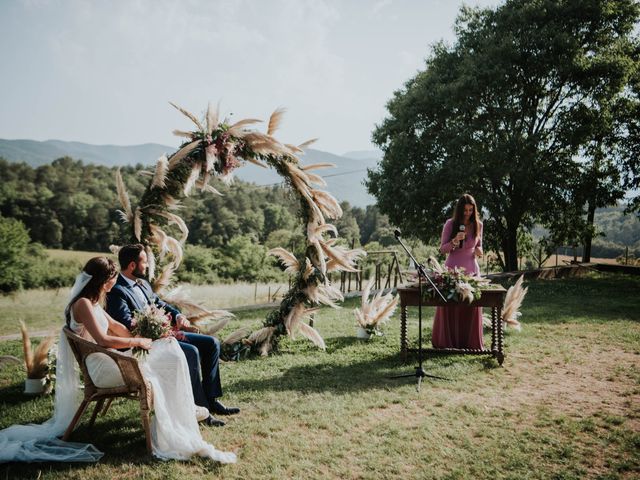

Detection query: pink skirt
xmin=431 ymin=305 xmax=484 ymax=349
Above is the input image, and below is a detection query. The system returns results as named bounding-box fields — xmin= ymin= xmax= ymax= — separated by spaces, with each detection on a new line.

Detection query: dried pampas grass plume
xmin=354 ymin=278 xmax=399 ymax=334
xmin=267 ymin=107 xmax=286 ymax=136
xmin=169 ymin=101 xmax=204 ymax=131
xmin=115 ymin=168 xmax=133 ymax=223
xmin=19 ymin=321 xmax=55 ymax=379
xmin=502 ymin=275 xmax=528 ymax=331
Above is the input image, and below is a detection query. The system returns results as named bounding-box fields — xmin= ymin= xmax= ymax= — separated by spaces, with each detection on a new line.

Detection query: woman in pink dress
xmin=431 ymin=193 xmax=484 ymax=349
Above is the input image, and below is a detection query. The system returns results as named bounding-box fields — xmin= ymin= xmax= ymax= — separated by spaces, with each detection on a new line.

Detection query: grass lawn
xmin=0 ymin=273 xmax=639 ymax=479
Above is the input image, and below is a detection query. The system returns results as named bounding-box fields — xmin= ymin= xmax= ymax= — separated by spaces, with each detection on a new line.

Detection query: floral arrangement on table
xmin=114 ymin=102 xmax=364 ymax=356
xmin=130 ymin=305 xmax=172 ymax=357
xmin=408 ymin=257 xmax=491 ymax=304
xmin=354 ymin=278 xmax=399 ymax=337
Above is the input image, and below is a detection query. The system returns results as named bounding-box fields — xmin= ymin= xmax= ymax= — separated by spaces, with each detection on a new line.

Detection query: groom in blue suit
xmin=106 ymin=244 xmax=239 ymax=427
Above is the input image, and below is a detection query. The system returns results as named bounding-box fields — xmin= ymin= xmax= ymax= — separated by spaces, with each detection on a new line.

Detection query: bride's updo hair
xmin=65 ymin=257 xmax=118 ymax=325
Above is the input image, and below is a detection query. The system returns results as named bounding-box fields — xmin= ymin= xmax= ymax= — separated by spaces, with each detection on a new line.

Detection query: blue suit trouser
xmin=178 ymin=333 xmax=222 ymax=410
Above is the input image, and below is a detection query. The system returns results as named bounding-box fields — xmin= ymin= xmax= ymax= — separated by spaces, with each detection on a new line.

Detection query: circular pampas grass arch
xmin=114 ymin=102 xmax=365 ymax=356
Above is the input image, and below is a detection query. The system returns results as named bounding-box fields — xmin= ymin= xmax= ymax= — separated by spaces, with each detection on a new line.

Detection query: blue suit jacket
xmin=106 ymin=274 xmax=181 ymax=330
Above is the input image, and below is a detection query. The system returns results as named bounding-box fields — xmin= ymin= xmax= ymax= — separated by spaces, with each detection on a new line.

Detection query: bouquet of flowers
xmin=408 ymin=257 xmax=491 ymax=304
xmin=130 ymin=305 xmax=172 ymax=357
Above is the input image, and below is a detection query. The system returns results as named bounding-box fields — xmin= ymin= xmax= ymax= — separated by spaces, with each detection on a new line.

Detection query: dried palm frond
xmin=305 ymin=172 xmax=327 ymax=187
xmin=164 ymin=236 xmax=184 ymax=265
xmin=284 ymin=144 xmax=304 ymax=154
xmin=283 ymin=303 xmax=306 ymax=335
xmin=169 ymin=101 xmax=204 ymax=131
xmin=246 ymin=326 xmax=277 ymax=356
xmin=301 ymin=162 xmax=335 ymax=171
xmin=152 ymin=154 xmax=169 ymax=189
xmin=148 ymin=224 xmax=169 ymax=257
xmin=312 ymin=190 xmax=343 ymax=219
xmin=244 ymin=156 xmax=268 ymax=169
xmin=244 ymin=134 xmax=288 ymax=156
xmin=268 ymin=247 xmax=299 ymax=274
xmin=196 ymin=179 xmax=223 ymax=196
xmin=227 ymin=118 xmax=262 ymax=136
xmin=354 ymin=279 xmax=399 ymax=333
xmin=267 ymin=107 xmax=286 ymax=136
xmin=307 ymin=223 xmax=338 ymax=243
xmin=206 ymin=101 xmax=220 ymax=134
xmin=297 ymin=322 xmax=326 ymax=350
xmin=161 ymin=194 xmax=182 ymax=210
xmin=133 ymin=207 xmax=142 ymax=241
xmin=289 ymin=174 xmax=324 ymax=224
xmin=202 ymin=317 xmax=231 ymax=335
xmin=320 ymin=242 xmax=359 ymax=273
xmin=149 ymin=210 xmax=189 ymax=243
xmin=427 ymin=256 xmax=445 ymax=274
xmin=302 ymin=258 xmax=315 ymax=280
xmin=183 ymin=163 xmax=201 ymax=197
xmin=502 ymin=275 xmax=528 ymax=331
xmin=152 ymin=262 xmax=176 ymax=292
xmin=145 ymin=245 xmax=156 ymax=280
xmin=172 ymin=129 xmax=194 ymax=139
xmin=304 ymin=282 xmax=343 ymax=308
xmin=115 ymin=168 xmax=133 ymax=223
xmin=19 ymin=321 xmax=55 ymax=379
xmin=223 ymin=327 xmax=251 ymax=346
xmin=297 ymin=138 xmax=318 ymax=150
xmin=168 ymin=140 xmax=202 ymax=169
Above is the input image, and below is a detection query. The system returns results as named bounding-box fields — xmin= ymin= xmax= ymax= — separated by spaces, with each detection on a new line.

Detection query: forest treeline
xmin=0 ymin=157 xmax=400 ymax=291
xmin=0 ymin=157 xmax=638 ymax=292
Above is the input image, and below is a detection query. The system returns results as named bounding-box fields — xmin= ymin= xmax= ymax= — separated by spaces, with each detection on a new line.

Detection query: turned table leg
xmin=400 ymin=304 xmax=408 ymax=362
xmin=496 ymin=305 xmax=504 ymax=365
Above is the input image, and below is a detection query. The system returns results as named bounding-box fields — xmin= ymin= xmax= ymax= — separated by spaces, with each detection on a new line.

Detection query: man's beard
xmin=133 ymin=265 xmax=146 ymax=278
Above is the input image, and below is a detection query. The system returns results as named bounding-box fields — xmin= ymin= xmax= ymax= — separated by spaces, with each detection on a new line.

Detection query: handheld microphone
xmin=394 ymin=229 xmax=402 ymax=239
xmin=459 ymin=225 xmax=466 ymax=248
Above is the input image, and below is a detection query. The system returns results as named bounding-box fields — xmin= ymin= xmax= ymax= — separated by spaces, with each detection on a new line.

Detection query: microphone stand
xmin=390 ymin=229 xmax=448 ymax=391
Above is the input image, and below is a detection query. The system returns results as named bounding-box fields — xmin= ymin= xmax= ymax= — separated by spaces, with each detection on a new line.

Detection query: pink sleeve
xmin=440 ymin=219 xmax=454 ymax=254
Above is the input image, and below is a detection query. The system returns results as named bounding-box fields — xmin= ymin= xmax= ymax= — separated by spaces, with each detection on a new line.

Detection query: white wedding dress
xmin=0 ymin=304 xmax=236 ymax=464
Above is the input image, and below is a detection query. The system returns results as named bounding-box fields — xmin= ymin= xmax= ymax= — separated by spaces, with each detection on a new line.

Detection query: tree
xmin=0 ymin=216 xmax=31 ymax=291
xmin=368 ymin=0 xmax=640 ymax=271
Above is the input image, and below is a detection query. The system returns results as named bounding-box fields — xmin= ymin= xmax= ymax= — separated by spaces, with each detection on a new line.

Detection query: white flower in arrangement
xmin=455 ymin=281 xmax=476 ymax=304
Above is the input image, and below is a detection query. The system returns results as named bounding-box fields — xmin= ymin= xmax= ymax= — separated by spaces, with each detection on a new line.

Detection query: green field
xmin=1 ymin=273 xmax=639 ymax=479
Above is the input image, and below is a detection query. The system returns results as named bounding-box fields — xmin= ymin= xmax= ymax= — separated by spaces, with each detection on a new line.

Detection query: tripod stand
xmin=390 ymin=229 xmax=448 ymax=391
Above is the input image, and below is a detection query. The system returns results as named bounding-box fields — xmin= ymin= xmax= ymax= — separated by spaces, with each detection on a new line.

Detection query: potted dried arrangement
xmin=354 ymin=278 xmax=399 ymax=340
xmin=20 ymin=321 xmax=56 ymax=395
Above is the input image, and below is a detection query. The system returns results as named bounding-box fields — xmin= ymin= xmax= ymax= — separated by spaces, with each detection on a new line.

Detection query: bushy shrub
xmin=0 ymin=216 xmax=31 ymax=292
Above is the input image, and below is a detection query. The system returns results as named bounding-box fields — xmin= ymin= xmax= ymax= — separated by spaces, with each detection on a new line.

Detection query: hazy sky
xmin=0 ymin=0 xmax=501 ymax=156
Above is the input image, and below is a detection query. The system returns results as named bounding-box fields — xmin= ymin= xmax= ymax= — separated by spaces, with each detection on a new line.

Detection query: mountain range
xmin=0 ymin=138 xmax=382 ymax=207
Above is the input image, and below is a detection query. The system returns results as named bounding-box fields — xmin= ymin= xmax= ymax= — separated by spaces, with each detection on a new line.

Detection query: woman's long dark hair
xmin=449 ymin=193 xmax=481 ymax=241
xmin=65 ymin=257 xmax=117 ymax=326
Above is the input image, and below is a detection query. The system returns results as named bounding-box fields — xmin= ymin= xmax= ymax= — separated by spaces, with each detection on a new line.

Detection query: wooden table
xmin=398 ymin=285 xmax=507 ymax=365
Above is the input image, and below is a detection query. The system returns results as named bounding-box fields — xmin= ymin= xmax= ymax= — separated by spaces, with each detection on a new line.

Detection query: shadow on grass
xmin=228 ymin=349 xmax=495 ymax=395
xmin=0 ymin=411 xmax=224 ymax=479
xmin=0 ymin=383 xmax=46 ymax=408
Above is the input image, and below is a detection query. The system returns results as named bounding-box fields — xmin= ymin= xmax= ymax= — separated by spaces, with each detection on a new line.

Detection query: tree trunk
xmin=502 ymin=225 xmax=519 ymax=272
xmin=582 ymin=200 xmax=595 ymax=263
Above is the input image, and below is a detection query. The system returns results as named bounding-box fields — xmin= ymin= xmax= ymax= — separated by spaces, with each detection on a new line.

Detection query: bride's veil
xmin=0 ymin=272 xmax=103 ymax=463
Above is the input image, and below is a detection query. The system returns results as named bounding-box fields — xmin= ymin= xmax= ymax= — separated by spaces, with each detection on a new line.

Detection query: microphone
xmin=394 ymin=229 xmax=402 ymax=239
xmin=459 ymin=225 xmax=466 ymax=248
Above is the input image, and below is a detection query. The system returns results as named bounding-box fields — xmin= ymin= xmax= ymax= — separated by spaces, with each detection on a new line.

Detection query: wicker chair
xmin=62 ymin=327 xmax=153 ymax=452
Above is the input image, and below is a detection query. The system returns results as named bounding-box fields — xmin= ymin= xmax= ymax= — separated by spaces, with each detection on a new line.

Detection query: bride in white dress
xmin=0 ymin=257 xmax=236 ymax=464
